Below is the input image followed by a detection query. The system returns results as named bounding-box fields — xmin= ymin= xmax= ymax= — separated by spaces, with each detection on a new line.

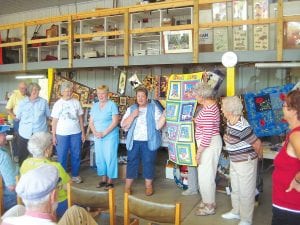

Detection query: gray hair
xmin=27 ymin=83 xmax=41 ymax=94
xmin=22 ymin=193 xmax=51 ymax=208
xmin=27 ymin=132 xmax=52 ymax=158
xmin=60 ymin=81 xmax=73 ymax=94
xmin=193 ymin=82 xmax=215 ymax=99
xmin=221 ymin=96 xmax=243 ymax=116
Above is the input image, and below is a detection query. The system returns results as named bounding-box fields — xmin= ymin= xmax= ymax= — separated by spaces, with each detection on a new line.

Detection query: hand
xmin=7 ymin=185 xmax=15 ymax=192
xmin=286 ymin=178 xmax=300 ymax=192
xmin=131 ymin=109 xmax=139 ymax=118
xmin=196 ymin=151 xmax=202 ymax=165
xmin=81 ymin=133 xmax=86 ymax=143
xmin=94 ymin=131 xmax=103 ymax=139
xmin=52 ymin=136 xmax=57 ymax=146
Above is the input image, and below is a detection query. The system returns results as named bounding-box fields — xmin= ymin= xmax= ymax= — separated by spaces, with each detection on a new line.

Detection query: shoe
xmin=104 ymin=183 xmax=114 ymax=191
xmin=145 ymin=186 xmax=153 ymax=196
xmin=221 ymin=211 xmax=240 ymax=220
xmin=181 ymin=189 xmax=198 ymax=196
xmin=238 ymin=221 xmax=252 ymax=225
xmin=96 ymin=181 xmax=107 ymax=188
xmin=195 ymin=205 xmax=215 ymax=216
xmin=197 ymin=201 xmax=217 ymax=209
xmin=72 ymin=176 xmax=83 ymax=184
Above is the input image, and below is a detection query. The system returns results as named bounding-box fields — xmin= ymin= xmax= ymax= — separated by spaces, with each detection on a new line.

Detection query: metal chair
xmin=67 ymin=182 xmax=116 ymax=225
xmin=124 ymin=192 xmax=181 ymax=225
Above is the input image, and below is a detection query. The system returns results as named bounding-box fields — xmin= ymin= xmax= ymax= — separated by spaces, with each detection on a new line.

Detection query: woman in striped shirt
xmin=221 ymin=96 xmax=262 ymax=225
xmin=193 ymin=82 xmax=222 ymax=216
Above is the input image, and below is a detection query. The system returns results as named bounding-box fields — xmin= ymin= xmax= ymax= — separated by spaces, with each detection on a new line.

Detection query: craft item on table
xmin=243 ymin=83 xmax=295 ymax=137
xmin=165 ymin=72 xmax=203 ymax=166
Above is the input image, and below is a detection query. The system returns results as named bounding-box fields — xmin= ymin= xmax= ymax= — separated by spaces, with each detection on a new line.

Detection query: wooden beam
xmin=277 ymin=0 xmax=283 ymax=61
xmin=22 ymin=23 xmax=27 ymax=71
xmin=68 ymin=16 xmax=74 ymax=68
xmin=193 ymin=0 xmax=199 ymax=63
xmin=131 ymin=24 xmax=193 ymax=34
xmin=124 ymin=9 xmax=129 ymax=66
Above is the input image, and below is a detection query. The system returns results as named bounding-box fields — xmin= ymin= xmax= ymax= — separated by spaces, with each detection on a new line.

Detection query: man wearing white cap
xmin=1 ymin=165 xmax=98 ymax=225
xmin=0 ymin=125 xmax=17 ymax=212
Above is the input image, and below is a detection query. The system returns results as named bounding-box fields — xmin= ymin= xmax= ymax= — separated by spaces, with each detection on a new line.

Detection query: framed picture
xmin=118 ymin=71 xmax=127 ymax=95
xmin=178 ymin=123 xmax=193 ymax=142
xmin=179 ymin=102 xmax=196 ymax=122
xmin=212 ymin=3 xmax=227 ymax=22
xmin=253 ymin=0 xmax=268 ymax=19
xmin=119 ymin=96 xmax=127 ymax=106
xmin=71 ymin=92 xmax=80 ymax=101
xmin=213 ymin=27 xmax=228 ymax=52
xmin=284 ymin=22 xmax=300 ymax=49
xmin=176 ymin=143 xmax=193 ymax=165
xmin=167 ymin=123 xmax=179 ymax=141
xmin=168 ymin=142 xmax=177 ymax=162
xmin=166 ymin=101 xmax=180 ymax=122
xmin=182 ymin=81 xmax=198 ymax=101
xmin=233 ymin=26 xmax=248 ymax=51
xmin=158 ymin=76 xmax=169 ymax=99
xmin=168 ymin=81 xmax=181 ymax=100
xmin=163 ymin=30 xmax=193 ymax=53
xmin=254 ymin=24 xmax=269 ymax=50
xmin=233 ymin=0 xmax=247 ymax=20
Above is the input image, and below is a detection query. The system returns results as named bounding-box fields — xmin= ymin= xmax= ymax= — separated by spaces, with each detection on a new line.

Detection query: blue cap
xmin=0 ymin=125 xmax=10 ymax=134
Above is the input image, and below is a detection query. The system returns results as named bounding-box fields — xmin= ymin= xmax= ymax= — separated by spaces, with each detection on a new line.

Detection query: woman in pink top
xmin=272 ymin=89 xmax=300 ymax=225
xmin=193 ymin=82 xmax=222 ymax=216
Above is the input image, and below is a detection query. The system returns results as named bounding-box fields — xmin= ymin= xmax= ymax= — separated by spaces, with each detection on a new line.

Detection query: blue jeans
xmin=56 ymin=132 xmax=82 ymax=177
xmin=126 ymin=141 xmax=157 ymax=179
xmin=272 ymin=206 xmax=300 ymax=225
xmin=4 ymin=186 xmax=17 ymax=211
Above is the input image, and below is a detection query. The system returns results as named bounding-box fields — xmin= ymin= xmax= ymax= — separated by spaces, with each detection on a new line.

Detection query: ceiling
xmin=0 ymin=0 xmax=91 ymax=16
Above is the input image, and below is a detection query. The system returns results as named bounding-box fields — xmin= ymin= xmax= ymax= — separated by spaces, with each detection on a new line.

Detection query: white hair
xmin=22 ymin=193 xmax=51 ymax=208
xmin=60 ymin=81 xmax=73 ymax=94
xmin=27 ymin=132 xmax=52 ymax=158
xmin=222 ymin=96 xmax=244 ymax=116
xmin=193 ymin=82 xmax=215 ymax=99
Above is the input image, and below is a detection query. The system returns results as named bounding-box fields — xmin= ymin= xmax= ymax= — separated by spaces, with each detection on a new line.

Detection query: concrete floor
xmin=77 ymin=148 xmax=273 ymax=225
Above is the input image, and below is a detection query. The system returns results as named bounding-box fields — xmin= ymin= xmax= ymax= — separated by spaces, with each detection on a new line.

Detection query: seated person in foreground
xmin=20 ymin=132 xmax=70 ymax=218
xmin=0 ymin=125 xmax=17 ymax=212
xmin=1 ymin=165 xmax=98 ymax=225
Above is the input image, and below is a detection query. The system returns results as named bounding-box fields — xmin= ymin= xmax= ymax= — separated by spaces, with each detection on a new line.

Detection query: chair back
xmin=67 ymin=182 xmax=116 ymax=225
xmin=0 ymin=176 xmax=3 ymax=215
xmin=15 ymin=176 xmax=23 ymax=205
xmin=124 ymin=193 xmax=181 ymax=225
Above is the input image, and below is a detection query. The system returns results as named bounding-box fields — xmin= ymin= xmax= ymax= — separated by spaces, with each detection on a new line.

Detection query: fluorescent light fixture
xmin=16 ymin=75 xmax=45 ymax=79
xmin=255 ymin=62 xmax=300 ymax=68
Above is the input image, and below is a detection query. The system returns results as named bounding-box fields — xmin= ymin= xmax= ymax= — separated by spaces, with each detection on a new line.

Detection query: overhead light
xmin=255 ymin=62 xmax=300 ymax=68
xmin=15 ymin=75 xmax=46 ymax=79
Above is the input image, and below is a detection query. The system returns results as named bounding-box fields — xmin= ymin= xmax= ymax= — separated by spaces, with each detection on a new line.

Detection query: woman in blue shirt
xmin=89 ymin=85 xmax=119 ymax=190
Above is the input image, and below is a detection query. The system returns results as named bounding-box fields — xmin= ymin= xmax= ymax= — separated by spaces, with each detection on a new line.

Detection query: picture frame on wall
xmin=284 ymin=22 xmax=300 ymax=49
xmin=233 ymin=26 xmax=248 ymax=51
xmin=254 ymin=24 xmax=269 ymax=50
xmin=163 ymin=30 xmax=193 ymax=53
xmin=117 ymin=71 xmax=127 ymax=95
xmin=212 ymin=2 xmax=227 ymax=22
xmin=119 ymin=96 xmax=127 ymax=106
xmin=253 ymin=0 xmax=268 ymax=19
xmin=213 ymin=27 xmax=229 ymax=52
xmin=233 ymin=0 xmax=247 ymax=20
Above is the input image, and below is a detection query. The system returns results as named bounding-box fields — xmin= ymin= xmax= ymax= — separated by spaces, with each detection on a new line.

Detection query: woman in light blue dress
xmin=89 ymin=85 xmax=119 ymax=190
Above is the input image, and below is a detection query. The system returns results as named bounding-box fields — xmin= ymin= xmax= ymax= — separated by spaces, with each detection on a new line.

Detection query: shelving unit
xmin=0 ymin=0 xmax=299 ymax=72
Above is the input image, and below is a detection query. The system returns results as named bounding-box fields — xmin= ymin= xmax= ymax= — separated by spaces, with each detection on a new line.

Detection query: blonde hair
xmin=96 ymin=85 xmax=109 ymax=93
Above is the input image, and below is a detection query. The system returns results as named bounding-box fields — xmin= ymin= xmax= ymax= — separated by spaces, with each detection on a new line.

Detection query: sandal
xmin=195 ymin=205 xmax=215 ymax=216
xmin=96 ymin=181 xmax=107 ymax=188
xmin=197 ymin=201 xmax=217 ymax=209
xmin=104 ymin=183 xmax=114 ymax=190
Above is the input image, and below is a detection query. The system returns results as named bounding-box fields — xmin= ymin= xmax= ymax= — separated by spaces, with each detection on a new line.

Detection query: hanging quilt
xmin=166 ymin=72 xmax=203 ymax=166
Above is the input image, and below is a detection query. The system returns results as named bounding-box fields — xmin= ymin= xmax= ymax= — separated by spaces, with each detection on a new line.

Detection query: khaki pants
xmin=230 ymin=158 xmax=258 ymax=224
xmin=197 ymin=135 xmax=222 ymax=204
xmin=59 ymin=206 xmax=98 ymax=225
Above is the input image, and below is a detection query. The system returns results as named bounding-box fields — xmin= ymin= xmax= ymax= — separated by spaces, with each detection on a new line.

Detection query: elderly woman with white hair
xmin=221 ymin=96 xmax=262 ymax=225
xmin=16 ymin=82 xmax=50 ymax=166
xmin=193 ymin=82 xmax=222 ymax=216
xmin=20 ymin=131 xmax=70 ymax=218
xmin=51 ymin=81 xmax=85 ymax=184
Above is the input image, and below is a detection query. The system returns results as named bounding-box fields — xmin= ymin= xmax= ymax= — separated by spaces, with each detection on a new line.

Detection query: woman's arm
xmin=103 ymin=114 xmax=119 ymax=137
xmin=51 ymin=118 xmax=58 ymax=145
xmin=79 ymin=114 xmax=85 ymax=142
xmin=121 ymin=108 xmax=139 ymax=131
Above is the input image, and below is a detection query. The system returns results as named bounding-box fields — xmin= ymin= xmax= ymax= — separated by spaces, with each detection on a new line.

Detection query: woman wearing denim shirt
xmin=16 ymin=82 xmax=50 ymax=166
